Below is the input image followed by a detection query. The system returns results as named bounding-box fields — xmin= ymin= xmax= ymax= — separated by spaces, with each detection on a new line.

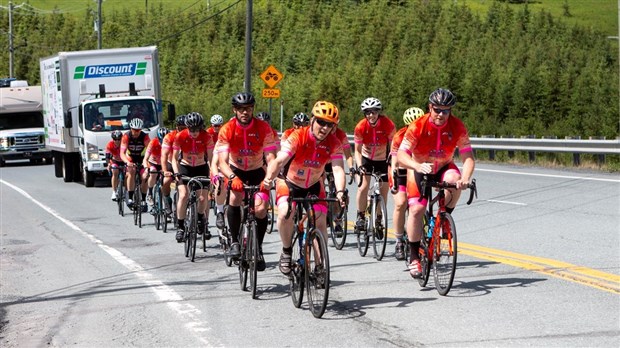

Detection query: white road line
xmin=485 ymin=199 xmax=527 ymax=206
xmin=476 ymin=168 xmax=620 ymax=183
xmin=1 ymin=179 xmax=220 ymax=348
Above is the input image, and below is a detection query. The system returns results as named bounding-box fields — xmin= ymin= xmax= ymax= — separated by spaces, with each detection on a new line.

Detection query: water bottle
xmin=427 ymin=217 xmax=435 ymax=239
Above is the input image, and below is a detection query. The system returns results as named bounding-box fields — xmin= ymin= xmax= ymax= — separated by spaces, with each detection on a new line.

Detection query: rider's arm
xmin=457 ymin=151 xmax=475 ymax=189
xmin=263 ymin=150 xmax=289 ymax=184
xmin=331 ymin=157 xmax=346 ymax=193
xmin=120 ymin=136 xmax=132 ymax=165
xmin=172 ymin=149 xmax=181 ymax=174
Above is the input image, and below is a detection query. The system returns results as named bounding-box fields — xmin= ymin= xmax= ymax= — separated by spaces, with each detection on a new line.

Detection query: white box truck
xmin=0 ymin=79 xmax=52 ymax=166
xmin=40 ymin=46 xmax=172 ymax=187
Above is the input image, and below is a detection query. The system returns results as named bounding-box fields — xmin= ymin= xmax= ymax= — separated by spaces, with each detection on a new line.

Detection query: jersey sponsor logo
xmin=303 ymin=160 xmax=321 ymax=168
xmin=73 ymin=62 xmax=147 ymax=79
xmin=239 ymin=148 xmax=254 ymax=156
xmin=297 ymin=169 xmax=305 ymax=176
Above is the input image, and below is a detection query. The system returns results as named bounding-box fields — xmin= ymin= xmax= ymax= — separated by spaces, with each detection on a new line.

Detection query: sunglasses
xmin=432 ymin=107 xmax=451 ymax=115
xmin=364 ymin=109 xmax=379 ymax=116
xmin=189 ymin=127 xmax=201 ymax=132
xmin=315 ymin=119 xmax=335 ymax=128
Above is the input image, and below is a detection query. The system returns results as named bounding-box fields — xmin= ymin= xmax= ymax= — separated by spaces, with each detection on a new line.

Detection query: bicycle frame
xmin=178 ymin=175 xmax=210 ymax=262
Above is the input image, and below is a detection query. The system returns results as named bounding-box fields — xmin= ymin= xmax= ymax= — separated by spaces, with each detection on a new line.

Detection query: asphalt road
xmin=1 ymin=161 xmax=618 ymax=347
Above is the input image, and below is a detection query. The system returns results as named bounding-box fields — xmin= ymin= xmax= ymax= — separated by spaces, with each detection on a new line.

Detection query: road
xmin=1 ymin=161 xmax=619 ymax=347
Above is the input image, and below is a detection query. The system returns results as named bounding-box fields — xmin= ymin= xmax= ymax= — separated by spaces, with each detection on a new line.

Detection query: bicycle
xmin=266 ymin=187 xmax=275 ymax=234
xmin=324 ymin=170 xmax=351 ymax=250
xmin=286 ymin=193 xmax=341 ymax=318
xmin=131 ymin=164 xmax=145 ymax=228
xmin=177 ymin=175 xmax=211 ymax=262
xmin=214 ymin=178 xmax=234 ymax=267
xmin=113 ymin=164 xmax=127 ymax=217
xmin=150 ymin=170 xmax=168 ymax=233
xmin=416 ymin=176 xmax=477 ymax=295
xmin=353 ymin=170 xmax=388 ymax=260
xmin=236 ymin=183 xmax=263 ymax=299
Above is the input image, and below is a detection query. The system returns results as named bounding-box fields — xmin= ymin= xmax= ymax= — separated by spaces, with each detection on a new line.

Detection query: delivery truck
xmin=40 ymin=46 xmax=172 ymax=186
xmin=0 ymin=79 xmax=52 ymax=166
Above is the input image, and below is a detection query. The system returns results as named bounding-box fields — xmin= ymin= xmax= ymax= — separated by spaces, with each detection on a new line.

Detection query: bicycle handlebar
xmin=284 ymin=194 xmax=343 ymax=220
xmin=420 ymin=177 xmax=478 ymax=205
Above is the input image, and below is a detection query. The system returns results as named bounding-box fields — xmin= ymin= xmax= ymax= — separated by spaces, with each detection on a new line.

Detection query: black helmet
xmin=185 ymin=112 xmax=205 ymax=129
xmin=256 ymin=112 xmax=271 ymax=122
xmin=175 ymin=114 xmax=187 ymax=127
xmin=428 ymin=88 xmax=456 ymax=107
xmin=292 ymin=112 xmax=309 ymax=126
xmin=231 ymin=92 xmax=256 ymax=107
xmin=111 ymin=130 xmax=123 ymax=140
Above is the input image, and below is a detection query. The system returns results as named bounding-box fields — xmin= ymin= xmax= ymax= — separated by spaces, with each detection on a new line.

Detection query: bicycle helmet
xmin=360 ymin=97 xmax=382 ymax=112
xmin=157 ymin=127 xmax=169 ymax=142
xmin=256 ymin=112 xmax=271 ymax=122
xmin=210 ymin=114 xmax=224 ymax=126
xmin=293 ymin=112 xmax=310 ymax=126
xmin=231 ymin=92 xmax=256 ymax=106
xmin=175 ymin=114 xmax=187 ymax=127
xmin=111 ymin=130 xmax=123 ymax=140
xmin=129 ymin=117 xmax=144 ymax=130
xmin=311 ymin=101 xmax=339 ymax=124
xmin=403 ymin=107 xmax=425 ymax=125
xmin=185 ymin=112 xmax=205 ymax=129
xmin=428 ymin=88 xmax=456 ymax=107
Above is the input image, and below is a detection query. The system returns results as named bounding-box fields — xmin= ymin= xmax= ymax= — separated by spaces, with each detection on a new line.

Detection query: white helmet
xmin=129 ymin=117 xmax=144 ymax=130
xmin=361 ymin=97 xmax=382 ymax=112
xmin=210 ymin=114 xmax=224 ymax=126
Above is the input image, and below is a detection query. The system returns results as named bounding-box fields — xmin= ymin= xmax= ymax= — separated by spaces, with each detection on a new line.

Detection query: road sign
xmin=262 ymin=88 xmax=280 ymax=99
xmin=259 ymin=65 xmax=283 ymax=88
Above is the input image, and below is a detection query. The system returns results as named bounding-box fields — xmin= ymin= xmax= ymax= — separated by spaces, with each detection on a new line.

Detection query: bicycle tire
xmin=184 ymin=204 xmax=193 ymax=258
xmin=162 ymin=194 xmax=169 ymax=234
xmin=329 ymin=200 xmax=347 ymax=250
xmin=154 ymin=183 xmax=162 ymax=230
xmin=433 ymin=212 xmax=457 ymax=296
xmin=133 ymin=189 xmax=140 ymax=226
xmin=117 ymin=175 xmax=125 ymax=217
xmin=372 ymin=195 xmax=388 ymax=261
xmin=266 ymin=191 xmax=275 ymax=234
xmin=356 ymin=213 xmax=369 ymax=257
xmin=305 ymin=229 xmax=330 ymax=318
xmin=417 ymin=212 xmax=432 ymax=287
xmin=189 ymin=204 xmax=198 ymax=262
xmin=248 ymin=222 xmax=259 ymax=299
xmin=222 ymin=226 xmax=233 ymax=267
xmin=290 ymin=226 xmax=304 ymax=308
xmin=238 ymin=223 xmax=249 ymax=291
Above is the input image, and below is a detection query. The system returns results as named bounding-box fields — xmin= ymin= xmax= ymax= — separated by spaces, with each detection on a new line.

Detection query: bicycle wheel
xmin=433 ymin=212 xmax=457 ymax=296
xmin=356 ymin=212 xmax=369 ymax=257
xmin=222 ymin=227 xmax=233 ymax=267
xmin=238 ymin=224 xmax=248 ymax=291
xmin=162 ymin=193 xmax=169 ymax=234
xmin=184 ymin=203 xmax=194 ymax=258
xmin=371 ymin=196 xmax=388 ymax=261
xmin=189 ymin=205 xmax=198 ymax=262
xmin=289 ymin=226 xmax=304 ymax=308
xmin=266 ymin=190 xmax=275 ymax=234
xmin=133 ymin=189 xmax=140 ymax=226
xmin=154 ymin=184 xmax=162 ymax=230
xmin=248 ymin=222 xmax=259 ymax=299
xmin=305 ymin=229 xmax=330 ymax=318
xmin=416 ymin=212 xmax=432 ymax=287
xmin=117 ymin=177 xmax=125 ymax=217
xmin=329 ymin=200 xmax=347 ymax=250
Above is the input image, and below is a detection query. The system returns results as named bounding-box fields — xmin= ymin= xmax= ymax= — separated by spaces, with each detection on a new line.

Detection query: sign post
xmin=259 ymin=65 xmax=283 ymax=124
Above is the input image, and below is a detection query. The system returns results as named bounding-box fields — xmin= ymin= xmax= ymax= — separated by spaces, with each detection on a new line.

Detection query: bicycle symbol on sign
xmin=265 ymin=72 xmax=279 ymax=81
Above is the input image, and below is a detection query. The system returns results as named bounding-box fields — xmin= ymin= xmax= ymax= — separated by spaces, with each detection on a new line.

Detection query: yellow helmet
xmin=311 ymin=101 xmax=339 ymax=124
xmin=403 ymin=107 xmax=424 ymax=125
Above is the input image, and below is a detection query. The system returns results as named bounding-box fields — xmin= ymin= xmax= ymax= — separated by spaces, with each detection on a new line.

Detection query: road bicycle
xmin=324 ymin=170 xmax=352 ymax=250
xmin=113 ymin=164 xmax=127 ymax=217
xmin=237 ymin=184 xmax=263 ymax=299
xmin=131 ymin=164 xmax=145 ymax=228
xmin=150 ymin=170 xmax=168 ymax=233
xmin=213 ymin=178 xmax=234 ymax=267
xmin=353 ymin=170 xmax=388 ymax=260
xmin=286 ymin=193 xmax=341 ymax=318
xmin=178 ymin=175 xmax=211 ymax=262
xmin=416 ymin=176 xmax=477 ymax=295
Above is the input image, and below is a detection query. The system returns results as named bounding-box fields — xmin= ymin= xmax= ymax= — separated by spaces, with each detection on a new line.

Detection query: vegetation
xmin=0 ymin=0 xmax=618 ymax=141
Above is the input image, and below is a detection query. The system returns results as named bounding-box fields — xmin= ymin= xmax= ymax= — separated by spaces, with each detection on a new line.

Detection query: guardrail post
xmin=542 ymin=135 xmax=557 ymax=163
xmin=482 ymin=135 xmax=495 ymax=160
xmin=566 ymin=136 xmax=581 ymax=166
xmin=502 ymin=135 xmax=515 ymax=159
xmin=589 ymin=136 xmax=606 ymax=166
xmin=521 ymin=135 xmax=536 ymax=162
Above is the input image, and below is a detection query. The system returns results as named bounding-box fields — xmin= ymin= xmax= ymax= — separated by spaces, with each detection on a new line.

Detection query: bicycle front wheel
xmin=154 ymin=185 xmax=162 ymax=230
xmin=305 ymin=229 xmax=330 ymax=319
xmin=238 ymin=224 xmax=249 ymax=291
xmin=184 ymin=203 xmax=194 ymax=258
xmin=117 ymin=179 xmax=125 ymax=217
xmin=433 ymin=212 xmax=457 ymax=296
xmin=371 ymin=196 xmax=388 ymax=261
xmin=329 ymin=201 xmax=347 ymax=250
xmin=289 ymin=226 xmax=304 ymax=308
xmin=246 ymin=222 xmax=259 ymax=299
xmin=266 ymin=191 xmax=275 ymax=234
xmin=417 ymin=212 xmax=432 ymax=287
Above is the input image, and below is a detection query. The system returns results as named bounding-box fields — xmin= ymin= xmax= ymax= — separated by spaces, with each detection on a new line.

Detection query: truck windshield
xmin=0 ymin=112 xmax=44 ymax=130
xmin=84 ymin=100 xmax=158 ymax=132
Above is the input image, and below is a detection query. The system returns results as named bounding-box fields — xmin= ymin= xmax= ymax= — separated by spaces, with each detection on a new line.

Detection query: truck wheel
xmin=0 ymin=158 xmax=5 ymax=167
xmin=62 ymin=155 xmax=74 ymax=182
xmin=54 ymin=153 xmax=63 ymax=177
xmin=84 ymin=169 xmax=95 ymax=187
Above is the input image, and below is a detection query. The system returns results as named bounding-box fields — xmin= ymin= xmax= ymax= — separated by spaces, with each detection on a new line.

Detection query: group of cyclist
xmin=104 ymin=87 xmax=475 ymax=280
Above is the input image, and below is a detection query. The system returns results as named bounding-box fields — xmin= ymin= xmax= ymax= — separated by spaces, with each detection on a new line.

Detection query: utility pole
xmin=244 ymin=0 xmax=252 ymax=93
xmin=97 ymin=0 xmax=102 ymax=49
xmin=8 ymin=1 xmax=14 ymax=78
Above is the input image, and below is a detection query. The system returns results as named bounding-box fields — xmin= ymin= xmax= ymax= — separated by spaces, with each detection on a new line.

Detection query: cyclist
xmin=256 ymin=111 xmax=280 ymax=150
xmin=120 ymin=118 xmax=150 ymax=211
xmin=161 ymin=115 xmax=187 ymax=217
xmin=106 ymin=130 xmax=124 ymax=201
xmin=207 ymin=114 xmax=227 ymax=229
xmin=143 ymin=127 xmax=169 ymax=213
xmin=172 ymin=112 xmax=214 ymax=242
xmin=390 ymin=107 xmax=424 ymax=260
xmin=397 ymin=88 xmax=475 ymax=278
xmin=353 ymin=97 xmax=395 ymax=230
xmin=281 ymin=112 xmax=310 ymax=141
xmin=215 ymin=92 xmax=277 ymax=272
xmin=262 ymin=101 xmax=347 ymax=276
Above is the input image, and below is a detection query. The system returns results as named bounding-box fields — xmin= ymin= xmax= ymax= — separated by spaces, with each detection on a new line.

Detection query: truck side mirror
xmin=167 ymin=104 xmax=176 ymax=122
xmin=64 ymin=110 xmax=73 ymax=129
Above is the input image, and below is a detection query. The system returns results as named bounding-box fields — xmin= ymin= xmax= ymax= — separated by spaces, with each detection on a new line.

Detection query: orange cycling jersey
xmin=206 ymin=126 xmax=219 ymax=146
xmin=105 ymin=140 xmax=122 ymax=162
xmin=281 ymin=127 xmax=295 ymax=142
xmin=279 ymin=127 xmax=343 ymax=188
xmin=144 ymin=138 xmax=162 ymax=165
xmin=215 ymin=118 xmax=277 ymax=171
xmin=390 ymin=126 xmax=408 ymax=159
xmin=353 ymin=115 xmax=395 ymax=161
xmin=333 ymin=127 xmax=351 ymax=152
xmin=173 ymin=129 xmax=213 ymax=167
xmin=398 ymin=113 xmax=472 ymax=172
xmin=161 ymin=130 xmax=178 ymax=163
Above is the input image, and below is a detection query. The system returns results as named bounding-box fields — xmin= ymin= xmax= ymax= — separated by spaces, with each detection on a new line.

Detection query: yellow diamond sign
xmin=260 ymin=65 xmax=283 ymax=88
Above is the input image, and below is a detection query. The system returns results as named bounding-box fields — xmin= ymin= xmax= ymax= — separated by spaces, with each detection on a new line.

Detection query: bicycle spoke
xmin=372 ymin=196 xmax=388 ymax=261
xmin=290 ymin=227 xmax=304 ymax=308
xmin=433 ymin=213 xmax=457 ymax=296
xmin=305 ymin=229 xmax=330 ymax=318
